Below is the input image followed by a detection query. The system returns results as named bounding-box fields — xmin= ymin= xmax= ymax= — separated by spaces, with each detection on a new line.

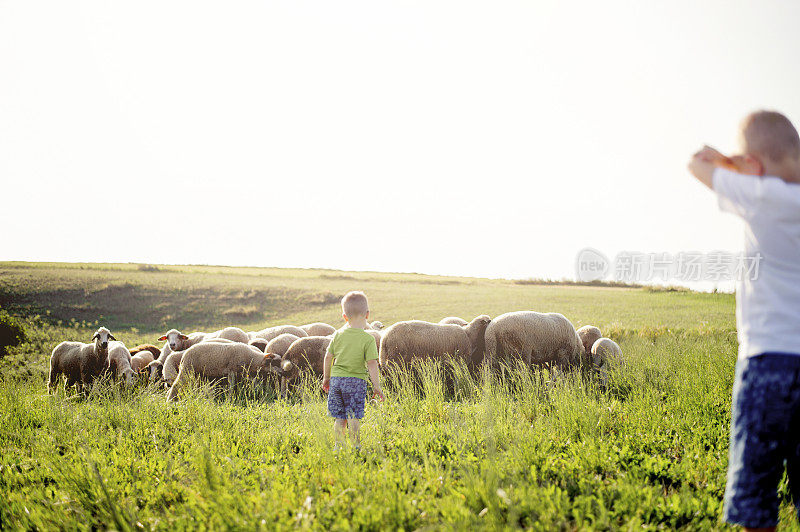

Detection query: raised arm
xmin=688 ymin=145 xmax=726 ymax=189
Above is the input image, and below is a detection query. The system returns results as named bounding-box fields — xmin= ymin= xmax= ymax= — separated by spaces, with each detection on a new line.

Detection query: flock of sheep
xmin=47 ymin=311 xmax=622 ymax=401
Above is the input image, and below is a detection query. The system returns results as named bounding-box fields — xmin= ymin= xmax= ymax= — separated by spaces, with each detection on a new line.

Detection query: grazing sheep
xmin=106 ymin=341 xmax=135 ymax=386
xmin=279 ymin=336 xmax=332 ymax=396
xmin=300 ymin=322 xmax=336 ymax=337
xmin=250 ymin=325 xmax=308 ymax=342
xmin=162 ymin=351 xmax=184 ymax=386
xmin=265 ymin=333 xmax=301 ymax=358
xmin=576 ymin=326 xmax=602 ymax=361
xmin=379 ymin=315 xmax=492 ymax=368
xmin=48 ymin=327 xmax=116 ymax=393
xmin=166 ymin=342 xmax=282 ymax=401
xmin=129 ymin=344 xmax=161 ymax=359
xmin=439 ymin=317 xmax=468 ymax=326
xmin=484 ymin=311 xmax=583 ymax=369
xmin=369 ymin=321 xmax=384 ymax=331
xmin=249 ymin=338 xmax=269 ymax=352
xmin=130 ymin=351 xmax=155 ymax=373
xmin=206 ymin=326 xmax=249 ymax=344
xmin=150 ymin=337 xmax=237 ymax=385
xmin=591 ymin=337 xmax=623 ymax=384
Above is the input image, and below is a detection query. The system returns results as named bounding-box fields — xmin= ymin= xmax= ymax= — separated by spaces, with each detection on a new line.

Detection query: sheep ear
xmin=92 ymin=333 xmax=99 ymax=340
xmin=179 ymin=334 xmax=189 ymax=341
xmin=108 ymin=334 xmax=116 ymax=341
xmin=158 ymin=335 xmax=168 ymax=341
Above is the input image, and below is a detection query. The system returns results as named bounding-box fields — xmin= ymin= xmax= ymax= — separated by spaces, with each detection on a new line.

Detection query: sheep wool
xmin=265 ymin=333 xmax=301 ymax=358
xmin=379 ymin=315 xmax=491 ymax=367
xmin=167 ymin=342 xmax=282 ymax=401
xmin=300 ymin=322 xmax=336 ymax=337
xmin=484 ymin=311 xmax=583 ymax=369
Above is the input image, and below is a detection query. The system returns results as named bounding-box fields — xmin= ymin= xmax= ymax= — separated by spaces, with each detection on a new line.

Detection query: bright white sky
xmin=1 ymin=1 xmax=798 ymax=286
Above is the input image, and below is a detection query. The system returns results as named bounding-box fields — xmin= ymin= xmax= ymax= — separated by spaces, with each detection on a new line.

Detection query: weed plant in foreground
xmin=3 ymin=330 xmax=797 ymax=530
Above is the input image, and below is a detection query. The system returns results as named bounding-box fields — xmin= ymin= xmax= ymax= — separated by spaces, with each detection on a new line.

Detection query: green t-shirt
xmin=328 ymin=326 xmax=379 ymax=381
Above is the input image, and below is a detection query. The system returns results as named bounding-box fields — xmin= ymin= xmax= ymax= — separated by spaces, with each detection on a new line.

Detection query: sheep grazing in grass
xmin=250 ymin=325 xmax=308 ymax=343
xmin=369 ymin=321 xmax=384 ymax=331
xmin=279 ymin=336 xmax=331 ymax=396
xmin=591 ymin=337 xmax=623 ymax=384
xmin=166 ymin=342 xmax=283 ymax=401
xmin=106 ymin=342 xmax=135 ymax=386
xmin=379 ymin=315 xmax=492 ymax=368
xmin=484 ymin=311 xmax=583 ymax=369
xmin=439 ymin=317 xmax=468 ymax=326
xmin=265 ymin=333 xmax=300 ymax=358
xmin=576 ymin=325 xmax=602 ymax=364
xmin=249 ymin=338 xmax=269 ymax=352
xmin=300 ymin=322 xmax=336 ymax=337
xmin=130 ymin=350 xmax=155 ymax=373
xmin=48 ymin=327 xmax=116 ymax=394
xmin=206 ymin=326 xmax=249 ymax=344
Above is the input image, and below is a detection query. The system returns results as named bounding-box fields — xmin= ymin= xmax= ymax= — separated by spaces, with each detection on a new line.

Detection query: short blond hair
xmin=740 ymin=110 xmax=800 ymax=163
xmin=341 ymin=291 xmax=369 ymax=318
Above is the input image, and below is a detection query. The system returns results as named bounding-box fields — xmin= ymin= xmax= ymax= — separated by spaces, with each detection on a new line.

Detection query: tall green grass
xmin=3 ymin=330 xmax=795 ymax=530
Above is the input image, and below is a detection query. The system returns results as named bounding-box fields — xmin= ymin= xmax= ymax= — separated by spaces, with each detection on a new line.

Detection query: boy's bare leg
xmin=333 ymin=419 xmax=347 ymax=446
xmin=347 ymin=418 xmax=361 ymax=447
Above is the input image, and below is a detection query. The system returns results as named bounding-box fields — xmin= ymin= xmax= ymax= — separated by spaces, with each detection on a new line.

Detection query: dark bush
xmin=0 ymin=311 xmax=26 ymax=357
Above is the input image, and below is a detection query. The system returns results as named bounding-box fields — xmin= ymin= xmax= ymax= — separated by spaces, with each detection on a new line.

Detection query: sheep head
xmin=576 ymin=326 xmax=602 ymax=356
xmin=91 ymin=327 xmax=115 ymax=353
xmin=158 ymin=329 xmax=189 ymax=351
xmin=370 ymin=321 xmax=384 ymax=331
xmin=146 ymin=359 xmax=164 ymax=383
xmin=463 ymin=315 xmax=492 ymax=364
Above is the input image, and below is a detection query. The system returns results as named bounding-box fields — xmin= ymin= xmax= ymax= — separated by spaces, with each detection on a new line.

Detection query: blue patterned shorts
xmin=327 ymin=376 xmax=367 ymax=419
xmin=724 ymin=353 xmax=800 ymax=528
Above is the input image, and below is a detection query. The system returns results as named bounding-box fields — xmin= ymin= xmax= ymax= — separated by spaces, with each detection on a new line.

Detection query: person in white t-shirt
xmin=688 ymin=110 xmax=800 ymax=531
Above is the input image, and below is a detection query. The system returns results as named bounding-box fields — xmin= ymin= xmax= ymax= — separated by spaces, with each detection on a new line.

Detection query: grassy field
xmin=0 ymin=261 xmax=796 ymax=530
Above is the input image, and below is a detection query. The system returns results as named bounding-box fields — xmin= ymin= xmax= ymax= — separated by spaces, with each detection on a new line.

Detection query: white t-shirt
xmin=713 ymin=167 xmax=800 ymax=359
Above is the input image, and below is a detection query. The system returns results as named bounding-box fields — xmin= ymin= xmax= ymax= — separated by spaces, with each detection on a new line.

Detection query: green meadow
xmin=0 ymin=261 xmax=795 ymax=530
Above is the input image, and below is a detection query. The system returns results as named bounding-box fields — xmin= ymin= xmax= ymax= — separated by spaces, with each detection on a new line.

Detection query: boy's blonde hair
xmin=739 ymin=110 xmax=800 ymax=163
xmin=341 ymin=291 xmax=369 ymax=318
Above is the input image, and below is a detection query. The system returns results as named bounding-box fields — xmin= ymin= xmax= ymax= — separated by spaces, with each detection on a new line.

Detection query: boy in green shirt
xmin=322 ymin=291 xmax=385 ymax=449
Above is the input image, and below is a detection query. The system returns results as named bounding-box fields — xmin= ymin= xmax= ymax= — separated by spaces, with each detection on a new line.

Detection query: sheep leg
xmin=47 ymin=368 xmax=60 ymax=394
xmin=167 ymin=365 xmax=193 ymax=402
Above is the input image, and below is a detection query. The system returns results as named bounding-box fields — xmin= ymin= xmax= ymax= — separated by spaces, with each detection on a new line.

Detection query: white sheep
xmin=265 ymin=333 xmax=301 ymax=358
xmin=166 ymin=342 xmax=282 ymax=401
xmin=369 ymin=321 xmax=384 ymax=331
xmin=438 ymin=317 xmax=468 ymax=326
xmin=379 ymin=315 xmax=492 ymax=368
xmin=300 ymin=322 xmax=336 ymax=337
xmin=106 ymin=341 xmax=135 ymax=386
xmin=205 ymin=326 xmax=249 ymax=344
xmin=149 ymin=337 xmax=236 ymax=385
xmin=591 ymin=337 xmax=623 ymax=385
xmin=48 ymin=327 xmax=116 ymax=394
xmin=576 ymin=325 xmax=602 ymax=364
xmin=484 ymin=311 xmax=583 ymax=369
xmin=250 ymin=325 xmax=309 ymax=342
